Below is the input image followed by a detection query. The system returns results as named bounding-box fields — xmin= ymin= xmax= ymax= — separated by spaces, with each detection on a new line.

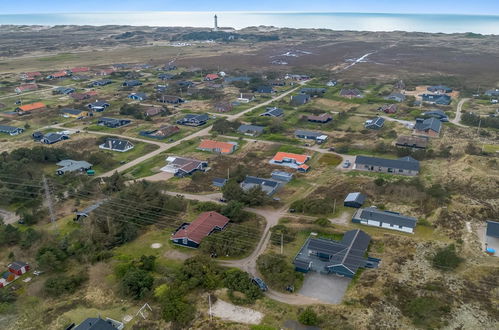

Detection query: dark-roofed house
xmin=485 ymin=220 xmax=499 ymax=256
xmin=385 ymin=92 xmax=406 ymax=103
xmin=307 ymin=113 xmax=332 ymax=123
xmin=74 ymin=316 xmax=124 ymax=330
xmin=41 ymin=133 xmax=69 ymax=145
xmin=75 ymin=201 xmax=105 ymax=221
xmin=60 ymin=108 xmax=90 ymax=118
xmin=380 ymin=104 xmax=397 ymax=114
xmin=54 ymin=87 xmax=76 ymax=95
xmin=423 ymin=110 xmax=449 ymax=122
xmin=88 ymin=79 xmax=113 ymax=87
xmin=214 ymin=102 xmax=233 ymax=113
xmin=158 ymin=73 xmax=175 ymax=80
xmin=290 ymin=94 xmax=310 ymax=106
xmin=8 ymin=261 xmax=30 ymax=276
xmin=140 ymin=125 xmax=180 ymax=139
xmin=344 ymin=192 xmax=366 ymax=208
xmin=128 ymin=92 xmax=147 ymax=101
xmin=99 ymin=138 xmax=134 ymax=152
xmin=97 ymin=117 xmax=131 ymax=128
xmin=161 ymin=156 xmax=208 ymax=177
xmin=293 ymin=229 xmax=379 ymax=278
xmin=56 ymin=160 xmax=92 ymax=175
xmin=176 ymin=113 xmax=209 ymax=127
xmin=364 ymin=117 xmax=385 ymax=130
xmin=260 ymin=107 xmax=283 ymax=117
xmin=171 ymin=211 xmax=230 ymax=248
xmin=240 ymin=176 xmax=281 ymax=196
xmin=212 ymin=178 xmax=228 ymax=188
xmin=157 ymin=95 xmax=184 ymax=104
xmin=353 ymin=207 xmax=418 ymax=233
xmin=427 ymin=85 xmax=453 ymax=93
xmin=395 ymin=135 xmax=429 ymax=149
xmin=271 ymin=171 xmax=293 ymax=182
xmin=122 ymin=80 xmax=142 ymax=87
xmin=300 ymin=88 xmax=326 ymax=96
xmin=422 ymin=94 xmax=451 ymax=105
xmin=295 ymin=130 xmax=328 ymax=143
xmin=87 ymin=100 xmax=110 ymax=112
xmin=484 ymin=89 xmax=499 ymax=97
xmin=143 ymin=107 xmax=165 ymax=117
xmin=0 ymin=125 xmax=24 ymax=136
xmin=414 ymin=117 xmax=442 ymax=138
xmin=255 ymin=85 xmax=273 ymax=94
xmin=354 ymin=156 xmax=420 ymax=176
xmin=339 ymin=88 xmax=363 ymax=99
xmin=238 ymin=124 xmax=264 ymax=137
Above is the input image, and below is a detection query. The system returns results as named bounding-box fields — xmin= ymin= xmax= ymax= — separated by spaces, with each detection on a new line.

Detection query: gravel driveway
xmin=298 ymin=272 xmax=351 ymax=304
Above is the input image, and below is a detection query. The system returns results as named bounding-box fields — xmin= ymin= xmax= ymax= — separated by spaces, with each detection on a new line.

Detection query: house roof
xmin=355 ymin=155 xmax=419 ymax=171
xmin=50 ymin=71 xmax=69 ymax=78
xmin=17 ymin=102 xmax=45 ymax=112
xmin=396 ymin=135 xmax=429 ymax=148
xmin=172 ymin=211 xmax=230 ymax=244
xmin=74 ymin=317 xmax=118 ymax=330
xmin=101 ymin=138 xmax=133 ymax=151
xmin=256 ymin=85 xmax=273 ymax=93
xmin=272 ymin=152 xmax=309 ymax=164
xmin=359 ymin=207 xmax=417 ymax=228
xmin=205 ymin=73 xmax=219 ymax=80
xmin=422 ymin=94 xmax=451 ymax=105
xmin=0 ymin=125 xmax=23 ymax=133
xmin=486 ymin=220 xmax=499 ymax=238
xmin=238 ymin=124 xmax=264 ymax=134
xmin=415 ymin=117 xmax=442 ymax=133
xmin=261 ymin=107 xmax=283 ymax=117
xmin=71 ymin=67 xmax=90 ymax=73
xmin=344 ymin=192 xmax=366 ymax=205
xmin=295 ymin=129 xmax=323 ymax=138
xmin=16 ymin=83 xmax=38 ymax=91
xmin=307 ymin=114 xmax=332 ymax=122
xmin=340 ymin=88 xmax=362 ymax=97
xmin=43 ymin=133 xmax=67 ymax=144
xmin=385 ymin=92 xmax=406 ymax=101
xmin=88 ymin=100 xmax=110 ymax=107
xmin=242 ymin=176 xmax=280 ymax=188
xmin=181 ymin=113 xmax=209 ymax=122
xmin=8 ymin=261 xmax=28 ymax=271
xmin=423 ymin=110 xmax=448 ymax=119
xmin=129 ymin=92 xmax=147 ymax=99
xmin=291 ymin=94 xmax=310 ymax=104
xmin=365 ymin=117 xmax=385 ymax=128
xmin=61 ymin=108 xmax=86 ymax=115
xmin=56 ymin=159 xmax=92 ymax=172
xmin=198 ymin=139 xmax=236 ymax=153
xmin=167 ymin=156 xmax=206 ymax=174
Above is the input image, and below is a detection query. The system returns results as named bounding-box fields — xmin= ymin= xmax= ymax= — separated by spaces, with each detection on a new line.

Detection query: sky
xmin=2 ymin=0 xmax=499 ymax=15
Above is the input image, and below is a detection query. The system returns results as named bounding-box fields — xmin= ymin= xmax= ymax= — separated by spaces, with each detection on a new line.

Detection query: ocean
xmin=1 ymin=12 xmax=499 ymax=35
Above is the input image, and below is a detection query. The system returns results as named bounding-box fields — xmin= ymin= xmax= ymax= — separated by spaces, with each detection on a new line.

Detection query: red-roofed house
xmin=204 ymin=74 xmax=219 ymax=81
xmin=171 ymin=211 xmax=230 ymax=248
xmin=15 ymin=83 xmax=38 ymax=94
xmin=8 ymin=261 xmax=30 ymax=276
xmin=198 ymin=139 xmax=238 ymax=154
xmin=16 ymin=102 xmax=46 ymax=113
xmin=48 ymin=70 xmax=70 ymax=79
xmin=20 ymin=72 xmax=41 ymax=80
xmin=71 ymin=67 xmax=90 ymax=73
xmin=98 ymin=68 xmax=115 ymax=76
xmin=270 ymin=152 xmax=311 ymax=172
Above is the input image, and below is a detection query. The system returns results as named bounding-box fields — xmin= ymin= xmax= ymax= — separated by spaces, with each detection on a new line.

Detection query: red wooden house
xmin=8 ymin=261 xmax=30 ymax=276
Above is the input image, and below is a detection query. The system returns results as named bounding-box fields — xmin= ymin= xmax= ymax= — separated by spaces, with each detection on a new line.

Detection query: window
xmin=182 ymin=238 xmax=188 ymax=245
xmin=399 ymin=169 xmax=403 ymax=173
xmin=399 ymin=225 xmax=403 ymax=229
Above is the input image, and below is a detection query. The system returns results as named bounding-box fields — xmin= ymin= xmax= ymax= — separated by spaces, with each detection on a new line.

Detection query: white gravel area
xmin=211 ymin=299 xmax=263 ymax=325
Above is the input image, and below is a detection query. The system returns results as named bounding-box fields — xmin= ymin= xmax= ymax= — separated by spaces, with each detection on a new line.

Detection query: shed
xmin=344 ymin=192 xmax=366 ymax=208
xmin=212 ymin=178 xmax=228 ymax=188
xmin=271 ymin=171 xmax=293 ymax=182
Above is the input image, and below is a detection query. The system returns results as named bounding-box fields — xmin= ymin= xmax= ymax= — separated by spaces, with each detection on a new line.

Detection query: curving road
xmin=452 ymin=98 xmax=469 ymax=127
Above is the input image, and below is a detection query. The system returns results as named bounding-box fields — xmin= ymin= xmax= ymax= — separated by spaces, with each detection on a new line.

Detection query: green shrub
xmin=44 ymin=274 xmax=88 ymax=296
xmin=432 ymin=244 xmax=463 ymax=271
xmin=224 ymin=269 xmax=263 ymax=304
xmin=298 ymin=307 xmax=319 ymax=326
xmin=257 ymin=253 xmax=303 ymax=291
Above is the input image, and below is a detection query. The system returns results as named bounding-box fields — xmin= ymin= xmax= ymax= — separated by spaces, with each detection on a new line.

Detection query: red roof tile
xmin=172 ymin=211 xmax=229 ymax=244
xmin=198 ymin=139 xmax=236 ymax=154
xmin=272 ymin=152 xmax=309 ymax=164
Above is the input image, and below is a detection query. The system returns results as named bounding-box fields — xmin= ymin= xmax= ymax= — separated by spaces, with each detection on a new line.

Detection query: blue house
xmin=176 ymin=113 xmax=209 ymax=127
xmin=422 ymin=94 xmax=451 ymax=105
xmin=364 ymin=117 xmax=385 ymax=130
xmin=128 ymin=92 xmax=147 ymax=101
xmin=291 ymin=94 xmax=310 ymax=106
xmin=122 ymin=80 xmax=142 ymax=87
xmin=260 ymin=107 xmax=283 ymax=117
xmin=344 ymin=192 xmax=366 ymax=208
xmin=427 ymin=85 xmax=453 ymax=93
xmin=255 ymin=85 xmax=273 ymax=94
xmin=293 ymin=229 xmax=380 ymax=278
xmin=423 ymin=110 xmax=449 ymax=122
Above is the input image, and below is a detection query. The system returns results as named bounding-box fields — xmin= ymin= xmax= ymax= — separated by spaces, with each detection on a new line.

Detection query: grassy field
xmin=483 ymin=144 xmax=499 ymax=153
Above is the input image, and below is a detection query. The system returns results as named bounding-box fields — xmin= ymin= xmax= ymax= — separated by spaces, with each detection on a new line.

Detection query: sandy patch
xmin=151 ymin=243 xmax=162 ymax=249
xmin=211 ymin=299 xmax=264 ymax=325
xmin=141 ymin=172 xmax=174 ymax=182
xmin=164 ymin=249 xmax=191 ymax=261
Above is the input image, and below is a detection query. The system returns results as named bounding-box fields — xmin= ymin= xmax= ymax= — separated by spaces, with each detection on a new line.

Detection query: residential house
xmin=307 ymin=114 xmax=332 ymax=123
xmin=354 ymin=155 xmax=420 ymax=176
xmin=385 ymin=92 xmax=406 ymax=103
xmin=71 ymin=91 xmax=98 ymax=101
xmin=56 ymin=160 xmax=92 ymax=175
xmin=212 ymin=178 xmax=228 ymax=188
xmin=122 ymin=80 xmax=142 ymax=87
xmin=339 ymin=88 xmax=363 ymax=99
xmin=14 ymin=83 xmax=38 ymax=94
xmin=97 ymin=117 xmax=131 ymax=128
xmin=326 ymin=80 xmax=337 ymax=87
xmin=293 ymin=230 xmax=379 ymax=278
xmin=41 ymin=133 xmax=69 ymax=145
xmin=71 ymin=67 xmax=90 ymax=73
xmin=237 ymin=93 xmax=255 ymax=103
xmin=99 ymin=138 xmax=134 ymax=152
xmin=395 ymin=135 xmax=429 ymax=149
xmin=423 ymin=109 xmax=449 ymax=122
xmin=284 ymin=74 xmax=310 ymax=81
xmin=177 ymin=81 xmax=194 ymax=88
xmin=32 ymin=131 xmax=44 ymax=141
xmin=20 ymin=72 xmax=41 ymax=80
xmin=161 ymin=156 xmax=208 ymax=177
xmin=74 ymin=317 xmax=124 ymax=330
xmin=380 ymin=104 xmax=397 ymax=114
xmin=54 ymin=87 xmax=76 ymax=95
xmin=140 ymin=125 xmax=180 ymax=139
xmin=484 ymin=89 xmax=499 ymax=97
xmin=0 ymin=271 xmax=16 ymax=288
xmin=161 ymin=64 xmax=177 ymax=71
xmin=198 ymin=139 xmax=238 ymax=154
xmin=157 ymin=95 xmax=184 ymax=104
xmin=214 ymin=102 xmax=233 ymax=113
xmin=74 ymin=201 xmax=105 ymax=221
xmin=352 ymin=207 xmax=418 ymax=234
xmin=427 ymin=85 xmax=453 ymax=93
xmin=260 ymin=107 xmax=283 ymax=117
xmin=128 ymin=92 xmax=147 ymax=101
xmin=290 ymin=94 xmax=310 ymax=106
xmin=88 ymin=79 xmax=113 ymax=87
xmin=143 ymin=106 xmax=164 ymax=117
xmin=294 ymin=130 xmax=328 ymax=143
xmin=176 ymin=113 xmax=209 ymax=127
xmin=98 ymin=68 xmax=115 ymax=76
xmin=0 ymin=125 xmax=24 ymax=136
xmin=394 ymin=80 xmax=406 ymax=90
xmin=224 ymin=76 xmax=251 ymax=83
xmin=204 ymin=73 xmax=219 ymax=81
xmin=421 ymin=94 xmax=451 ymax=105
xmin=87 ymin=100 xmax=110 ymax=112
xmin=344 ymin=192 xmax=366 ymax=208
xmin=240 ymin=176 xmax=281 ymax=196
xmin=414 ymin=117 xmax=442 ymax=137
xmin=271 ymin=171 xmax=293 ymax=182
xmin=270 ymin=152 xmax=310 ymax=172
xmin=300 ymin=88 xmax=326 ymax=96
xmin=255 ymin=86 xmax=273 ymax=94
xmin=16 ymin=102 xmax=46 ymax=113
xmin=270 ymin=80 xmax=286 ymax=87
xmin=237 ymin=124 xmax=264 ymax=137
xmin=485 ymin=220 xmax=499 ymax=256
xmin=8 ymin=261 xmax=30 ymax=276
xmin=171 ymin=211 xmax=230 ymax=248
xmin=47 ymin=70 xmax=70 ymax=79
xmin=158 ymin=73 xmax=175 ymax=80
xmin=60 ymin=108 xmax=90 ymax=118
xmin=364 ymin=117 xmax=385 ymax=130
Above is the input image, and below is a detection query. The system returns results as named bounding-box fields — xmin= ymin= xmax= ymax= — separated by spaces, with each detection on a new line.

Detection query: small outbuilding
xmin=344 ymin=192 xmax=366 ymax=208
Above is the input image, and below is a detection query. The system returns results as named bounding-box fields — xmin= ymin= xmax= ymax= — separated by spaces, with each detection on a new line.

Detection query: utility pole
xmin=280 ymin=233 xmax=284 ymax=254
xmin=477 ymin=119 xmax=482 ymax=137
xmin=208 ymin=294 xmax=213 ymax=321
xmin=42 ymin=175 xmax=57 ymax=231
xmin=333 ymin=199 xmax=336 ymax=215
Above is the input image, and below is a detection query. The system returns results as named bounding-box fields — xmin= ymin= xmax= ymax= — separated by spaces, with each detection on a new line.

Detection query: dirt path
xmin=0 ymin=208 xmax=19 ymax=225
xmin=329 ymin=211 xmax=351 ymax=225
xmin=452 ymin=98 xmax=469 ymax=127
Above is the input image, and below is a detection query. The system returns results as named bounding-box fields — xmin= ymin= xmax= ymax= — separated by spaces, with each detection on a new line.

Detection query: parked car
xmin=342 ymin=160 xmax=351 ymax=168
xmin=252 ymin=277 xmax=268 ymax=292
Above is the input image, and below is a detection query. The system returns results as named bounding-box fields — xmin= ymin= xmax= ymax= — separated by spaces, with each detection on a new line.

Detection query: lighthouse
xmin=214 ymin=14 xmax=219 ymax=31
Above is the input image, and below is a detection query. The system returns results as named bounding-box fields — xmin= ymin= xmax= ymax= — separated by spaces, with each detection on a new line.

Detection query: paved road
xmin=452 ymin=98 xmax=469 ymax=127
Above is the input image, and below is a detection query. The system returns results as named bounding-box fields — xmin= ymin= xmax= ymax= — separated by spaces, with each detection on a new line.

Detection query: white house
xmin=352 ymin=207 xmax=417 ymax=234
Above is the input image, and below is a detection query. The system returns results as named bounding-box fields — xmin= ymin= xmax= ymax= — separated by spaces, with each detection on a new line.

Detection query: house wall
xmin=356 ymin=164 xmax=417 ymax=176
xmin=328 ymin=265 xmax=355 ymax=278
xmin=171 ymin=238 xmax=199 ymax=248
xmin=353 ymin=218 xmax=414 ymax=233
xmin=414 ymin=129 xmax=439 ymax=138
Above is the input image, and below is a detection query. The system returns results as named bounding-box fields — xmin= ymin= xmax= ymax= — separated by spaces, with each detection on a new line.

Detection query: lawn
xmin=91 ymin=141 xmax=159 ymax=173
xmin=483 ymin=144 xmax=499 ymax=153
xmin=318 ymin=153 xmax=342 ymax=166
